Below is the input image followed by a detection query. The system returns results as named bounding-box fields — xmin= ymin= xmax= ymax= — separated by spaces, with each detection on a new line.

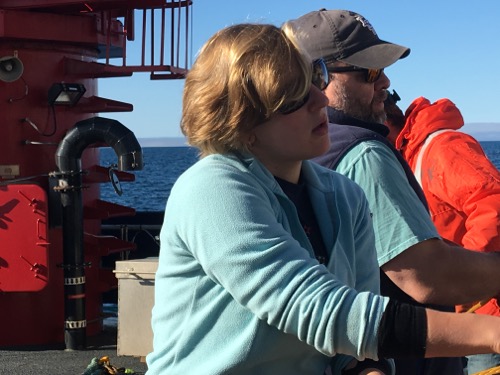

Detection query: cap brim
xmin=340 ymin=41 xmax=410 ymax=69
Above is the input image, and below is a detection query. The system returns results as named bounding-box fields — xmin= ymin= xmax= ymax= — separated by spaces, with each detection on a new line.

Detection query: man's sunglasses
xmin=278 ymin=59 xmax=329 ymax=115
xmin=328 ymin=66 xmax=383 ymax=84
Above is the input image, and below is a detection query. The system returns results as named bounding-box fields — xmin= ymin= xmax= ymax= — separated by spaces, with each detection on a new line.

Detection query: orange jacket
xmin=395 ymin=96 xmax=500 ymax=317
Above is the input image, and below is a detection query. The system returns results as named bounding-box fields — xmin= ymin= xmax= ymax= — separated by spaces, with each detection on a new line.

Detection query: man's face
xmin=323 ymin=62 xmax=390 ymax=124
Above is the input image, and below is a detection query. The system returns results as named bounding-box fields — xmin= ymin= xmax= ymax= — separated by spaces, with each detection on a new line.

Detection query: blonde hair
xmin=181 ymin=23 xmax=312 ymax=156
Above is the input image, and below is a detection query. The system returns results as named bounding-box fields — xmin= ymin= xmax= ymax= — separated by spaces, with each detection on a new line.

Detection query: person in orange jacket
xmin=385 ymin=92 xmax=500 ymax=374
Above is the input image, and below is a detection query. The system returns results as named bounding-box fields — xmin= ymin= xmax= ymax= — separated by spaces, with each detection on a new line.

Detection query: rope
xmin=466 ymin=299 xmax=492 ymax=313
xmin=466 ymin=299 xmax=500 ymax=374
xmin=471 ymin=365 xmax=500 ymax=375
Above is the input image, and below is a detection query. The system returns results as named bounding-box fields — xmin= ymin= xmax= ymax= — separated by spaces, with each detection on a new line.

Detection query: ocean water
xmin=481 ymin=141 xmax=500 ymax=167
xmin=100 ymin=146 xmax=199 ymax=211
xmin=100 ymin=141 xmax=500 ymax=212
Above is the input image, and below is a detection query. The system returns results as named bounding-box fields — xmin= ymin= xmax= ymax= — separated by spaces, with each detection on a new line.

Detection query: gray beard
xmin=333 ymin=85 xmax=387 ymax=124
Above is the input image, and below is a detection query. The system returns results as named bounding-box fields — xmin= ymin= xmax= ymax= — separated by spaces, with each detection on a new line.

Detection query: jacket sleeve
xmin=312 ymin=170 xmax=395 ymax=374
xmin=170 ymin=157 xmax=390 ymax=359
xmin=425 ymin=132 xmax=500 ymax=251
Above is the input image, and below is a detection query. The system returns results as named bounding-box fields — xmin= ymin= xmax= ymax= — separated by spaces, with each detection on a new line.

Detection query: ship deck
xmin=0 ymin=325 xmax=148 ymax=375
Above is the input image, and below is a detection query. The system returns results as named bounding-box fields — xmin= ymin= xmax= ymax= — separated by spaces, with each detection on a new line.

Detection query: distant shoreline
xmin=137 ymin=123 xmax=500 ymax=147
xmin=456 ymin=123 xmax=500 ymax=141
xmin=138 ymin=137 xmax=189 ymax=147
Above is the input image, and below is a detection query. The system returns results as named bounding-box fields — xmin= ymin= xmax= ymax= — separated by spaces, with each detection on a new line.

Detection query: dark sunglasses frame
xmin=328 ymin=66 xmax=383 ymax=83
xmin=278 ymin=59 xmax=329 ymax=115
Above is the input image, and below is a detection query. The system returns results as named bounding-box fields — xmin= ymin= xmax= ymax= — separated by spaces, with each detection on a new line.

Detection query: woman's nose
xmin=310 ymin=84 xmax=329 ymax=109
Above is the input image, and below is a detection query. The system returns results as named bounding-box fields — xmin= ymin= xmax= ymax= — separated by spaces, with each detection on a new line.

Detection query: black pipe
xmin=55 ymin=116 xmax=143 ymax=350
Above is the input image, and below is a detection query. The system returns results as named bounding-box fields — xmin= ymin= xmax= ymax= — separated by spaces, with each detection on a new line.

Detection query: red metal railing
xmin=0 ymin=0 xmax=193 ymax=79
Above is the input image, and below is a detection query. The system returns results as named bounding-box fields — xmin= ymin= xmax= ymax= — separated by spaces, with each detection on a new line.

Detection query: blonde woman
xmin=146 ymin=23 xmax=500 ymax=375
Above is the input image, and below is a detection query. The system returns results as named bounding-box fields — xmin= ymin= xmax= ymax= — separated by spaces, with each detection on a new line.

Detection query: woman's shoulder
xmin=174 ymin=153 xmax=273 ymax=196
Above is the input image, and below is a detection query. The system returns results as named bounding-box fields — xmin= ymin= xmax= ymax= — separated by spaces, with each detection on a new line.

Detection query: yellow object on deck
xmin=466 ymin=299 xmax=491 ymax=313
xmin=471 ymin=365 xmax=500 ymax=375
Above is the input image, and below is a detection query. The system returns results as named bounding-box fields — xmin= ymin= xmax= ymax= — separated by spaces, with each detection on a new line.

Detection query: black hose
xmin=55 ymin=116 xmax=143 ymax=350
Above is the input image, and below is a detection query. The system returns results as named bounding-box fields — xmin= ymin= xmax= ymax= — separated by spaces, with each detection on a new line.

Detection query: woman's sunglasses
xmin=327 ymin=65 xmax=383 ymax=84
xmin=279 ymin=59 xmax=329 ymax=115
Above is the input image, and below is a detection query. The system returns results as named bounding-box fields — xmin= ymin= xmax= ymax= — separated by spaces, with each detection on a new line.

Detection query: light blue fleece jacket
xmin=146 ymin=152 xmax=391 ymax=375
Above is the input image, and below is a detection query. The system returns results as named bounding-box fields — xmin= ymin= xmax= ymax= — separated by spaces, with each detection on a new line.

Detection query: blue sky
xmin=98 ymin=1 xmax=500 ymax=142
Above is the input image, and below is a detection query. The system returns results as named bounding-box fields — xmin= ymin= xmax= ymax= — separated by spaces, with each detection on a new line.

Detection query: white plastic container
xmin=114 ymin=257 xmax=158 ymax=358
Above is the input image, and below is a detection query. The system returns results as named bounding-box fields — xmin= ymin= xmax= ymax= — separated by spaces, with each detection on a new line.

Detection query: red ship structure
xmin=0 ymin=0 xmax=192 ymax=350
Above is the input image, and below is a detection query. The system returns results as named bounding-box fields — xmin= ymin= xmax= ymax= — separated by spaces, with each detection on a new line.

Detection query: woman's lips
xmin=313 ymin=121 xmax=328 ymax=135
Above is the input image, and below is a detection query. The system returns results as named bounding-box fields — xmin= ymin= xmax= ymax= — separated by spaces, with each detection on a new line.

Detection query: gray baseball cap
xmin=286 ymin=9 xmax=410 ymax=69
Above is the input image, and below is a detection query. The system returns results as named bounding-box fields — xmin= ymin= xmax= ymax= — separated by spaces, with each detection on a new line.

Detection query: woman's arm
xmin=425 ymin=308 xmax=500 ymax=357
xmin=171 ymin=156 xmax=389 ymax=358
xmin=378 ymin=299 xmax=500 ymax=359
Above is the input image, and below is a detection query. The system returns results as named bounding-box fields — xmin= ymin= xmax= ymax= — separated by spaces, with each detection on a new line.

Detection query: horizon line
xmin=138 ymin=123 xmax=500 ymax=147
